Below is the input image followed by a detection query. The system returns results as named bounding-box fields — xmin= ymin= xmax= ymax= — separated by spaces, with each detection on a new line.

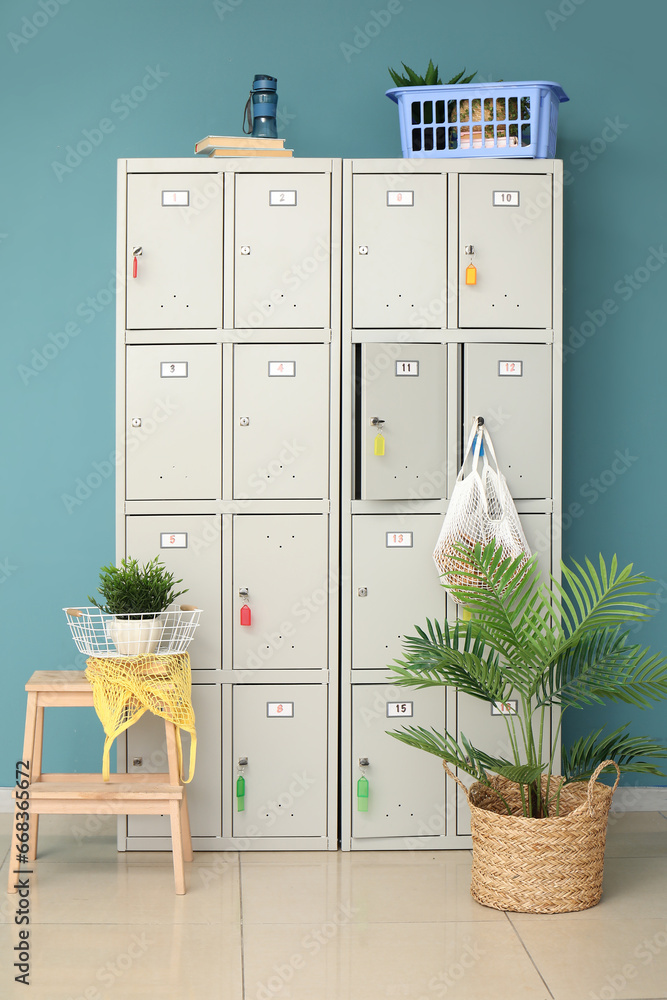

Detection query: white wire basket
xmin=64 ymin=605 xmax=202 ymax=657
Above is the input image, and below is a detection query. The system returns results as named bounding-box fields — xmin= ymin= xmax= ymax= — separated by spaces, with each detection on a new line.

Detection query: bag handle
xmin=458 ymin=418 xmax=485 ymax=480
xmin=587 ymin=759 xmax=620 ymax=817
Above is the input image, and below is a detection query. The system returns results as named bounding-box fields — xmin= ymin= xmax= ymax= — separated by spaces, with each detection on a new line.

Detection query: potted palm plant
xmin=388 ymin=542 xmax=667 ymax=912
xmin=88 ymin=556 xmax=188 ymax=655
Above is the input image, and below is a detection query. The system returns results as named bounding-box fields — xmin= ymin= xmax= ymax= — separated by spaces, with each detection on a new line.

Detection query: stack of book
xmin=194 ymin=135 xmax=293 ymax=158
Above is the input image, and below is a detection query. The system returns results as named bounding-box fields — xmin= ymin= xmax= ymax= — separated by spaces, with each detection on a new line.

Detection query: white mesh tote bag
xmin=433 ymin=417 xmax=531 ymax=602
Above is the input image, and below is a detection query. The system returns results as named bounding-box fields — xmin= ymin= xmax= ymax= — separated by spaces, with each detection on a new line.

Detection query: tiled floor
xmin=2 ymin=811 xmax=667 ymax=999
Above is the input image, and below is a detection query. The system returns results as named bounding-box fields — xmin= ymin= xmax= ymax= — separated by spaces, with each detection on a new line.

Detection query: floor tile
xmin=241 ymin=860 xmax=341 ymax=925
xmin=341 ymin=857 xmax=507 ymax=924
xmin=606 ymin=809 xmax=667 ymax=857
xmin=0 ymin=920 xmax=243 ymax=1000
xmin=511 ymin=917 xmax=667 ymax=1000
xmin=242 ymin=920 xmax=551 ymax=1000
xmin=0 ymin=858 xmax=240 ymax=925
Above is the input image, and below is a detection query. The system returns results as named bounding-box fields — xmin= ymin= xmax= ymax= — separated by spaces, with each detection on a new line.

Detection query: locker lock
xmin=239 ymin=587 xmax=249 ymax=598
xmin=370 ymin=417 xmax=384 ymax=428
xmin=464 ymin=245 xmax=475 ymax=255
xmin=358 ymin=758 xmax=369 ymax=768
xmin=239 ymin=416 xmax=250 ymax=427
xmin=358 ymin=245 xmax=369 ymax=255
xmin=357 ymin=587 xmax=368 ymax=598
xmin=240 ymin=245 xmax=251 ymax=255
xmin=238 ymin=757 xmax=248 ymax=767
xmin=131 ymin=417 xmax=142 ymax=428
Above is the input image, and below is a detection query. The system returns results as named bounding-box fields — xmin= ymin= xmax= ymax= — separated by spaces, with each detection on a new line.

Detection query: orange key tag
xmin=466 ymin=262 xmax=477 ymax=285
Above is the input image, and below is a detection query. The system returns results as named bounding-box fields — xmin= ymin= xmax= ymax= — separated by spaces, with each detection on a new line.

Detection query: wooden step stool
xmin=7 ymin=671 xmax=193 ymax=894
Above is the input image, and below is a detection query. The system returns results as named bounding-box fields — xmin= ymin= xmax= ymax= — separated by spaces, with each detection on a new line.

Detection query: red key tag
xmin=132 ymin=256 xmax=138 ymax=278
xmin=240 ymin=604 xmax=251 ymax=626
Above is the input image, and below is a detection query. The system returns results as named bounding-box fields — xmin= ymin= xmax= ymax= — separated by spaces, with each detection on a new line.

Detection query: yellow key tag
xmin=466 ymin=263 xmax=477 ymax=285
xmin=374 ymin=433 xmax=385 ymax=456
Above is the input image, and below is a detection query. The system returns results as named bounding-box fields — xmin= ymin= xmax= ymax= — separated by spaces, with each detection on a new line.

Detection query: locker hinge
xmin=327 ymin=328 xmax=332 ymax=343
xmin=547 ymin=499 xmax=554 ymax=513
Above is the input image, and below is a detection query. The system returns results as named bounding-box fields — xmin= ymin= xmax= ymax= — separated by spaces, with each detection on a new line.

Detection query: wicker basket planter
xmin=447 ymin=760 xmax=621 ymax=913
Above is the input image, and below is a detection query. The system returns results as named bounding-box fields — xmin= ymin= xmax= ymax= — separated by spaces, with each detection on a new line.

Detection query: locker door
xmin=233 ymin=344 xmax=330 ymax=500
xmin=126 ymin=514 xmax=222 ymax=670
xmin=458 ymin=173 xmax=552 ymax=328
xmin=232 ymin=685 xmax=328 ymax=838
xmin=352 ymin=514 xmax=445 ymax=669
xmin=126 ymin=345 xmax=222 ymax=501
xmin=359 ymin=344 xmax=447 ymax=499
xmin=127 ymin=684 xmax=222 ymax=837
xmin=352 ymin=174 xmax=447 ymax=328
xmin=455 ymin=512 xmax=553 ymax=834
xmin=126 ymin=173 xmax=223 ymax=329
xmin=352 ymin=685 xmax=445 ymax=839
xmin=233 ymin=514 xmax=329 ymax=670
xmin=463 ymin=343 xmax=552 ymax=499
xmin=234 ymin=173 xmax=331 ymax=329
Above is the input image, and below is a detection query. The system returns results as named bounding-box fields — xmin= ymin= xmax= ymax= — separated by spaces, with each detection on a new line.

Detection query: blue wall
xmin=2 ymin=0 xmax=666 ymax=785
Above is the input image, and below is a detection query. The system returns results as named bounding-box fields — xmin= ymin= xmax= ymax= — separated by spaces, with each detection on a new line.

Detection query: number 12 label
xmin=498 ymin=361 xmax=523 ymax=377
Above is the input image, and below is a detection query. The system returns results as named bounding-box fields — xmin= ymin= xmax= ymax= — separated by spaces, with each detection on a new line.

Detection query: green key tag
xmin=236 ymin=774 xmax=245 ymax=812
xmin=357 ymin=774 xmax=369 ymax=812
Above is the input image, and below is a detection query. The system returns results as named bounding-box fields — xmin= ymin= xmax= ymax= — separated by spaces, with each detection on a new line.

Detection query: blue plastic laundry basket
xmin=386 ymin=81 xmax=568 ymax=159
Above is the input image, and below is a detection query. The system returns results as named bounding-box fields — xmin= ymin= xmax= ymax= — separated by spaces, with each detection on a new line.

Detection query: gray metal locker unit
xmin=125 ymin=172 xmax=223 ymax=330
xmin=462 ymin=343 xmax=552 ymax=499
xmin=233 ymin=343 xmax=330 ymax=500
xmin=125 ymin=514 xmax=222 ymax=671
xmin=359 ymin=344 xmax=448 ymax=500
xmin=351 ymin=684 xmax=446 ymax=846
xmin=117 ymin=157 xmax=341 ymax=853
xmin=232 ymin=684 xmax=329 ymax=841
xmin=351 ymin=171 xmax=447 ymax=329
xmin=124 ymin=684 xmax=222 ymax=841
xmin=234 ymin=172 xmax=332 ymax=329
xmin=351 ymin=514 xmax=445 ymax=670
xmin=341 ymin=158 xmax=562 ymax=850
xmin=457 ymin=172 xmax=552 ymax=329
xmin=232 ymin=513 xmax=330 ymax=671
xmin=125 ymin=344 xmax=222 ymax=501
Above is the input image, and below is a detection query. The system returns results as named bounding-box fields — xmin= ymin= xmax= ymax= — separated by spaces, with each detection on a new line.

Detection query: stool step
xmin=29 ymin=781 xmax=183 ymax=801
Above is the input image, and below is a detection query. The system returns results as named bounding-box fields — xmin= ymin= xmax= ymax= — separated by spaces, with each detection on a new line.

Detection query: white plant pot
xmin=106 ymin=616 xmax=164 ymax=656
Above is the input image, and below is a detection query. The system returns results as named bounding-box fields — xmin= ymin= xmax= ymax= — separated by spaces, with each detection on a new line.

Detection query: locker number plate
xmin=161 ymin=533 xmax=187 ymax=548
xmin=386 ymin=532 xmax=413 ymax=547
xmin=395 ymin=361 xmax=419 ymax=376
xmin=162 ymin=190 xmax=189 ymax=206
xmin=267 ymin=702 xmax=294 ymax=717
xmin=498 ymin=360 xmax=523 ymax=377
xmin=386 ymin=702 xmax=414 ymax=718
xmin=387 ymin=190 xmax=414 ymax=206
xmin=161 ymin=362 xmax=188 ymax=378
xmin=268 ymin=361 xmax=296 ymax=377
xmin=492 ymin=700 xmax=518 ymax=715
xmin=269 ymin=190 xmax=297 ymax=206
xmin=493 ymin=190 xmax=519 ymax=207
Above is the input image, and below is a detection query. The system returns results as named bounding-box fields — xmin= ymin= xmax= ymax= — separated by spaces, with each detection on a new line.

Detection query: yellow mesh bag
xmin=85 ymin=653 xmax=196 ymax=783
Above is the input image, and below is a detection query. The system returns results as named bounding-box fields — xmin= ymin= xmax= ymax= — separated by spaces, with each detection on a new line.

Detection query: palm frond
xmin=537 ymin=629 xmax=667 ymax=710
xmin=562 ymin=724 xmax=667 ymax=783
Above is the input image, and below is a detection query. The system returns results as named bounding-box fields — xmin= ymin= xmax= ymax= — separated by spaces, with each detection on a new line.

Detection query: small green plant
xmin=388 ymin=543 xmax=667 ymax=818
xmin=388 ymin=61 xmax=477 ymax=88
xmin=88 ymin=557 xmax=187 ymax=619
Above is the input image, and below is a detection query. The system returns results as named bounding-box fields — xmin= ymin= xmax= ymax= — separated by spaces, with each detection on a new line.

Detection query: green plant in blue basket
xmin=88 ymin=556 xmax=187 ymax=620
xmin=387 ymin=542 xmax=667 ymax=819
xmin=388 ymin=61 xmax=477 ymax=88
